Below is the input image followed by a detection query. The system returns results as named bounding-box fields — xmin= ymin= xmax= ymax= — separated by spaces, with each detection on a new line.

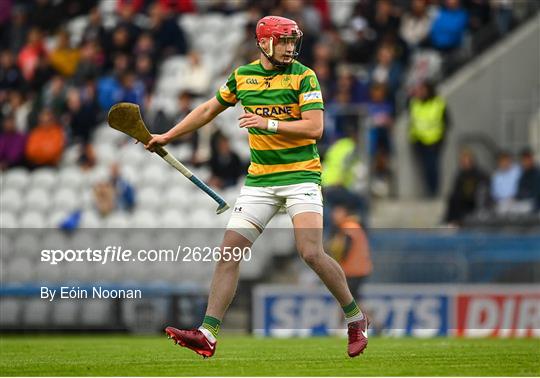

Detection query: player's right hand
xmin=144 ymin=134 xmax=170 ymax=152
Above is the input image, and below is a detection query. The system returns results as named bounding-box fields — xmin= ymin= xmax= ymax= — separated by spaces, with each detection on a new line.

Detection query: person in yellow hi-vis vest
xmin=321 ymin=126 xmax=368 ymax=232
xmin=409 ymin=81 xmax=451 ymax=197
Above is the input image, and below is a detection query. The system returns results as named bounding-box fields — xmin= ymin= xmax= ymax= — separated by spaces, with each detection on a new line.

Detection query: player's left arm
xmin=238 ymin=109 xmax=323 ymax=139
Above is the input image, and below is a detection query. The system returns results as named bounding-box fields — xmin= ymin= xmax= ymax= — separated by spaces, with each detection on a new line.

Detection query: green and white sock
xmin=342 ymin=300 xmax=364 ymax=324
xmin=199 ymin=315 xmax=221 ymax=342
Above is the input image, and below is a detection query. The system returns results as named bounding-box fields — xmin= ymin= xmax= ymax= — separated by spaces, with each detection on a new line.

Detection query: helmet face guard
xmin=256 ymin=16 xmax=304 ymax=69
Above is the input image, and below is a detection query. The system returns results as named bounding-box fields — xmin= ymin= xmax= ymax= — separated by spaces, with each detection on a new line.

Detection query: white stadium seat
xmin=60 ymin=144 xmax=81 ymax=167
xmin=124 ymin=230 xmax=154 ymax=252
xmin=99 ymin=228 xmax=125 ymax=247
xmin=204 ymin=14 xmax=228 ymax=33
xmin=35 ymin=259 xmax=64 ymax=283
xmin=58 ymin=167 xmax=85 ymax=189
xmin=24 ymin=188 xmax=50 ymax=213
xmin=46 ymin=209 xmax=70 ymax=227
xmin=155 ymin=229 xmax=181 ymax=250
xmin=94 ymin=143 xmax=118 ymax=165
xmin=159 ymin=208 xmax=189 ymax=228
xmin=94 ymin=261 xmax=124 ymax=282
xmin=2 ymin=168 xmax=30 ymax=190
xmin=30 ymin=168 xmax=57 ymax=189
xmin=93 ymin=123 xmax=127 ymax=146
xmin=0 ymin=188 xmax=23 ymax=213
xmin=52 ymin=188 xmax=79 ymax=212
xmin=13 ymin=232 xmax=41 ymax=258
xmin=188 ymin=208 xmax=213 ymax=228
xmin=166 ymin=144 xmax=193 ymax=163
xmin=58 ymin=167 xmax=86 ymax=189
xmin=99 ymin=0 xmax=116 ymax=15
xmin=64 ymin=261 xmax=95 ymax=283
xmin=79 ymin=209 xmax=104 ymax=228
xmin=137 ymin=186 xmax=161 ymax=211
xmin=6 ymin=256 xmax=34 ymax=282
xmin=0 ymin=210 xmax=18 ymax=230
xmin=187 ymin=192 xmax=215 ymax=214
xmin=0 ymin=298 xmax=20 ymax=325
xmin=329 ymin=0 xmax=355 ymax=27
xmin=104 ymin=212 xmax=130 ymax=228
xmin=66 ymin=14 xmax=89 ymax=47
xmin=178 ymin=14 xmax=198 ymax=36
xmin=130 ymin=209 xmax=157 ymax=228
xmin=52 ymin=187 xmax=82 ymax=212
xmin=140 ymin=163 xmax=169 ymax=188
xmin=71 ymin=229 xmax=98 ymax=251
xmin=85 ymin=165 xmax=109 ymax=185
xmin=166 ymin=173 xmax=194 ymax=194
xmin=147 ymin=93 xmax=178 ymax=116
xmin=23 ymin=299 xmax=49 ymax=325
xmin=79 ymin=189 xmax=95 ymax=210
xmin=119 ymin=144 xmax=147 ymax=168
xmin=117 ymin=165 xmax=139 ymax=188
xmin=240 ymin=251 xmax=268 ymax=280
xmin=229 ymin=12 xmax=248 ymax=28
xmin=0 ymin=232 xmax=14 ymax=261
xmin=81 ymin=300 xmax=111 ymax=325
xmin=41 ymin=232 xmax=70 ymax=254
xmin=159 ymin=55 xmax=188 ymax=78
xmin=19 ymin=210 xmax=46 ymax=228
xmin=52 ymin=300 xmax=79 ymax=325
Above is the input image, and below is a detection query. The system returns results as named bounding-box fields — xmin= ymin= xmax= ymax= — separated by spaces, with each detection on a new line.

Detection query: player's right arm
xmin=145 ymin=97 xmax=227 ymax=151
xmin=145 ymin=71 xmax=238 ymax=151
xmin=146 ymin=70 xmax=238 ymax=151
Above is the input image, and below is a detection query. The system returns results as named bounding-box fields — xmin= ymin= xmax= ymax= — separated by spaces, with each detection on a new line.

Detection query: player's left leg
xmin=291 ymin=211 xmax=369 ymax=357
xmin=293 ymin=212 xmax=353 ymax=305
xmin=282 ymin=183 xmax=369 ymax=357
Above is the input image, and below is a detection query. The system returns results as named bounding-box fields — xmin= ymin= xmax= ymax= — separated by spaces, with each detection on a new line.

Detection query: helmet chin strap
xmin=257 ymin=38 xmax=289 ymax=69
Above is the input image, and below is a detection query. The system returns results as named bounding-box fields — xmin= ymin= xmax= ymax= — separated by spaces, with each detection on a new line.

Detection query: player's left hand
xmin=238 ymin=113 xmax=267 ymax=130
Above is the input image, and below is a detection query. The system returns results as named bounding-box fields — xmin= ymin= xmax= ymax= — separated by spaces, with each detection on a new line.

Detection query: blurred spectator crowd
xmin=0 ymin=0 xmax=537 ymax=227
xmin=444 ymin=147 xmax=540 ymax=226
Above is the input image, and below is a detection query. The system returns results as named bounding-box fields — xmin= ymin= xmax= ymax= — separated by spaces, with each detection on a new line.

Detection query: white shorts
xmin=226 ymin=183 xmax=323 ymax=242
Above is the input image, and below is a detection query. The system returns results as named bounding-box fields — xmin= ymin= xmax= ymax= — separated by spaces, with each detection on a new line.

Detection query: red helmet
xmin=256 ymin=16 xmax=303 ymax=42
xmin=255 ymin=16 xmax=303 ymax=68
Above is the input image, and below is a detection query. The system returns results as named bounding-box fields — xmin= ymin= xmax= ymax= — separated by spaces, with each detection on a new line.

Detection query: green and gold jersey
xmin=216 ymin=59 xmax=324 ymax=187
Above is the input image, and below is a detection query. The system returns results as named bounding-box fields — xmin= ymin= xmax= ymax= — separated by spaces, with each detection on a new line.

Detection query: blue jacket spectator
xmin=111 ymin=163 xmax=136 ymax=211
xmin=430 ymin=0 xmax=469 ymax=51
xmin=97 ymin=74 xmax=122 ymax=110
xmin=118 ymin=71 xmax=145 ymax=107
xmin=97 ymin=60 xmax=145 ymax=110
xmin=491 ymin=152 xmax=521 ymax=203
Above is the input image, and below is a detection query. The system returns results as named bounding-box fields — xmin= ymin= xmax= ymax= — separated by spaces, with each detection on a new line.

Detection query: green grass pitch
xmin=0 ymin=335 xmax=538 ymax=376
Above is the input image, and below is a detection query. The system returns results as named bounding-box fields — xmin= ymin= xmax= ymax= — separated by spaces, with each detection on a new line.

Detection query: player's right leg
xmin=166 ymin=229 xmax=252 ymax=358
xmin=166 ymin=186 xmax=281 ymax=357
